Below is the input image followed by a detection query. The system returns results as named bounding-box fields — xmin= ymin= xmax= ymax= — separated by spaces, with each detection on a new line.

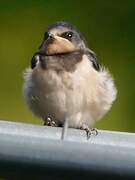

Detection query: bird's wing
xmin=85 ymin=48 xmax=100 ymax=71
xmin=31 ymin=53 xmax=41 ymax=69
xmin=31 ymin=55 xmax=38 ymax=69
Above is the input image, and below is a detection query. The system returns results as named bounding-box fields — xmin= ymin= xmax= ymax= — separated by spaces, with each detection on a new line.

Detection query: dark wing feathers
xmin=85 ymin=49 xmax=100 ymax=71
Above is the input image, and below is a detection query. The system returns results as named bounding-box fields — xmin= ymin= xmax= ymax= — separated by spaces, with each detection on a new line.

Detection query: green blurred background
xmin=0 ymin=0 xmax=134 ymax=132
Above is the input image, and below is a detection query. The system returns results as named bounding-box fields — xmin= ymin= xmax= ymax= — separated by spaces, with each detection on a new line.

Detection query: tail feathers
xmin=61 ymin=118 xmax=68 ymax=140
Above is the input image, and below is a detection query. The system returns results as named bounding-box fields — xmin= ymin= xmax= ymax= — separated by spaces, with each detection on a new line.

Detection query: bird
xmin=23 ymin=21 xmax=117 ymax=140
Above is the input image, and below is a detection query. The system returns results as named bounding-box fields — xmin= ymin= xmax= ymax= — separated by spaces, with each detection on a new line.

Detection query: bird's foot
xmin=43 ymin=115 xmax=57 ymax=127
xmin=90 ymin=128 xmax=98 ymax=136
xmin=80 ymin=124 xmax=98 ymax=140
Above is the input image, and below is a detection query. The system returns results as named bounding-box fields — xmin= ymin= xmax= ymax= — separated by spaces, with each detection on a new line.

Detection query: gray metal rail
xmin=0 ymin=120 xmax=135 ymax=179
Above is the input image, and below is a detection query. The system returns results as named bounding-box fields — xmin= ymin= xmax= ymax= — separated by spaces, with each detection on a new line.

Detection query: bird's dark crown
xmin=47 ymin=22 xmax=80 ymax=34
xmin=46 ymin=21 xmax=86 ymax=44
xmin=47 ymin=21 xmax=76 ymax=31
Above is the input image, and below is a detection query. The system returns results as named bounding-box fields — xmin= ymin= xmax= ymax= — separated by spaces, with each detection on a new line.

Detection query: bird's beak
xmin=38 ymin=33 xmax=75 ymax=56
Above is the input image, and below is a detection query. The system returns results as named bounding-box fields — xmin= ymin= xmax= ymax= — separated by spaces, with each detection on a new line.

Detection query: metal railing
xmin=0 ymin=120 xmax=135 ymax=179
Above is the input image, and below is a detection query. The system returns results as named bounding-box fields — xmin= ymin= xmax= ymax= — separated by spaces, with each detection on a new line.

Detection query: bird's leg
xmin=80 ymin=124 xmax=91 ymax=140
xmin=90 ymin=128 xmax=98 ymax=136
xmin=80 ymin=124 xmax=98 ymax=140
xmin=43 ymin=114 xmax=57 ymax=127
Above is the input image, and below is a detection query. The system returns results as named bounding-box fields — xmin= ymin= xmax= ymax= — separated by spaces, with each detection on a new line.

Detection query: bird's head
xmin=38 ymin=21 xmax=86 ymax=56
xmin=31 ymin=21 xmax=99 ymax=71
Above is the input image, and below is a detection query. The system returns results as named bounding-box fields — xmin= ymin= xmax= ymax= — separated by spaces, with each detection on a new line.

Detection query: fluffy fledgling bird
xmin=23 ymin=21 xmax=117 ymax=139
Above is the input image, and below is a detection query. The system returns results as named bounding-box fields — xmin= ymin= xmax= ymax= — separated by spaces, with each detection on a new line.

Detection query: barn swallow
xmin=23 ymin=21 xmax=117 ymax=139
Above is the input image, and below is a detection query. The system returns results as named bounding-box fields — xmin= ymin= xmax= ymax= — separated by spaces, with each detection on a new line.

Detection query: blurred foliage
xmin=0 ymin=0 xmax=135 ymax=132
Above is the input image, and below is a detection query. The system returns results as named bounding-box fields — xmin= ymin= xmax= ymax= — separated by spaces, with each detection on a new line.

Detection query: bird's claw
xmin=81 ymin=124 xmax=98 ymax=140
xmin=90 ymin=128 xmax=98 ymax=136
xmin=86 ymin=128 xmax=91 ymax=140
xmin=86 ymin=128 xmax=98 ymax=140
xmin=44 ymin=115 xmax=57 ymax=127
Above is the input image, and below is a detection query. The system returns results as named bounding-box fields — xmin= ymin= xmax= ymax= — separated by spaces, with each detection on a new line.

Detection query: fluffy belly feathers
xmin=23 ymin=57 xmax=117 ymax=128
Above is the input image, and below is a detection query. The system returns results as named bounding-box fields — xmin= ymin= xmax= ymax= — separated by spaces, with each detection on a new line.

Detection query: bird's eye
xmin=62 ymin=31 xmax=73 ymax=40
xmin=44 ymin=32 xmax=50 ymax=40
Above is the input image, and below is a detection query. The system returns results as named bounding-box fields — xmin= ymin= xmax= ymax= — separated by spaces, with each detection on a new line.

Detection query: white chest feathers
xmin=23 ymin=55 xmax=117 ymax=128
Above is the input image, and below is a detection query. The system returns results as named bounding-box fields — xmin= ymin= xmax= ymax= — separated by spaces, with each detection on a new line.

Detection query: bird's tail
xmin=61 ymin=117 xmax=68 ymax=140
